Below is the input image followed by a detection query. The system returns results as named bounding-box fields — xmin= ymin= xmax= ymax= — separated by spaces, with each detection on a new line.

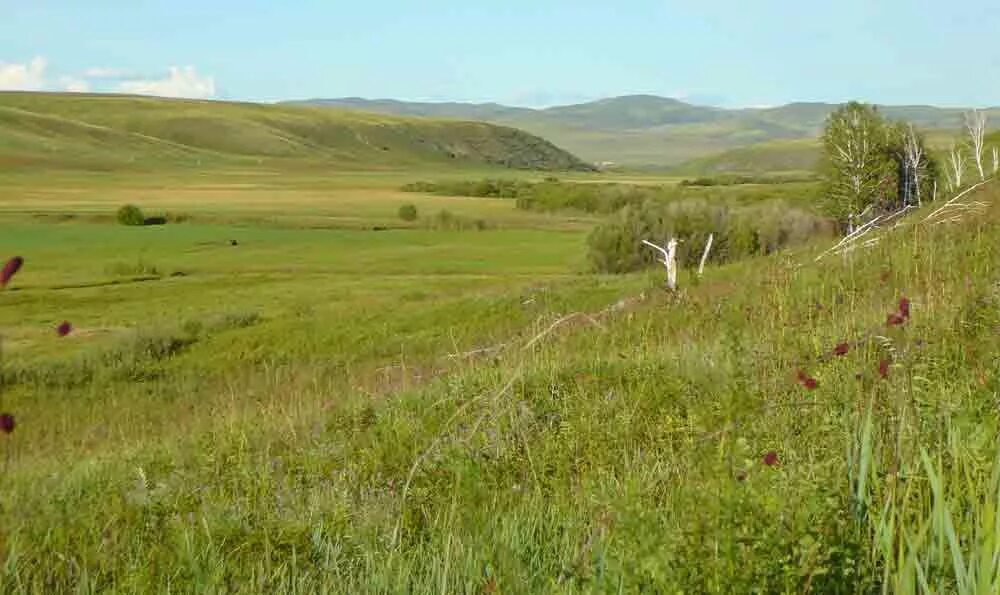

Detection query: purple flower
xmin=797 ymin=369 xmax=818 ymax=390
xmin=1 ymin=256 xmax=23 ymax=288
xmin=878 ymin=359 xmax=891 ymax=379
xmin=57 ymin=321 xmax=73 ymax=337
xmin=0 ymin=413 xmax=15 ymax=434
xmin=763 ymin=451 xmax=779 ymax=466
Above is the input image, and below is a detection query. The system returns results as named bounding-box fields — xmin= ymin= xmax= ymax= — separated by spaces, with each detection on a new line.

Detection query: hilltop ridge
xmin=0 ymin=92 xmax=593 ymax=172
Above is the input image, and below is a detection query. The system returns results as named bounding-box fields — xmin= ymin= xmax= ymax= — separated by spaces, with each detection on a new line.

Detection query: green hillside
xmin=289 ymin=95 xmax=1000 ymax=168
xmin=0 ymin=92 xmax=593 ymax=172
xmin=670 ymin=138 xmax=822 ymax=175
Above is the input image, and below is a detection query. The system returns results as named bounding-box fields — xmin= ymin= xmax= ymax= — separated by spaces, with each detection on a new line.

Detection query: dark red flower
xmin=1 ymin=256 xmax=23 ymax=288
xmin=763 ymin=451 xmax=779 ymax=466
xmin=878 ymin=359 xmax=891 ymax=379
xmin=57 ymin=321 xmax=73 ymax=337
xmin=898 ymin=297 xmax=910 ymax=319
xmin=887 ymin=313 xmax=905 ymax=326
xmin=833 ymin=342 xmax=850 ymax=356
xmin=797 ymin=369 xmax=818 ymax=389
xmin=0 ymin=413 xmax=15 ymax=434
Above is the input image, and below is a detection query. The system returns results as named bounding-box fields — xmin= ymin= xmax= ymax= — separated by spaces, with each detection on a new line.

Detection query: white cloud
xmin=0 ymin=56 xmax=48 ymax=91
xmin=117 ymin=66 xmax=215 ymax=99
xmin=60 ymin=77 xmax=91 ymax=93
xmin=82 ymin=67 xmax=130 ymax=79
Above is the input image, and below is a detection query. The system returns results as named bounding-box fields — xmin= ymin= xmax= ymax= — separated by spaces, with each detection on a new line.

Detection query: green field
xmin=3 ymin=94 xmax=1000 ymax=593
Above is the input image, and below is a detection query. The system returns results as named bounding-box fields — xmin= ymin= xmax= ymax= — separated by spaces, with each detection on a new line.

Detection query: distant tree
xmin=397 ymin=203 xmax=418 ymax=222
xmin=116 ymin=204 xmax=146 ymax=226
xmin=946 ymin=143 xmax=967 ymax=190
xmin=965 ymin=110 xmax=987 ymax=181
xmin=820 ymin=102 xmax=937 ymax=227
xmin=820 ymin=102 xmax=893 ymax=223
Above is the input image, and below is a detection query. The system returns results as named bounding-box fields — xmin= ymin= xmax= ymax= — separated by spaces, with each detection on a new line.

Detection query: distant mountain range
xmin=283 ymin=95 xmax=1000 ymax=168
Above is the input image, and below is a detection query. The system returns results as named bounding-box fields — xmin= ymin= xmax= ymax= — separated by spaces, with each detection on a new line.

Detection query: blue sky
xmin=1 ymin=0 xmax=999 ymax=107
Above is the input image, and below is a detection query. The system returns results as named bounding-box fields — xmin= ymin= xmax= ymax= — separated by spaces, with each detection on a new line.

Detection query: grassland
xmin=291 ymin=95 xmax=1000 ymax=168
xmin=0 ymin=92 xmax=592 ymax=172
xmin=2 ymin=95 xmax=1000 ymax=593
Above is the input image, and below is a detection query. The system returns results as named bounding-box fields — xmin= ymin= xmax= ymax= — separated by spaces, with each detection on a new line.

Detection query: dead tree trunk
xmin=641 ymin=238 xmax=679 ymax=291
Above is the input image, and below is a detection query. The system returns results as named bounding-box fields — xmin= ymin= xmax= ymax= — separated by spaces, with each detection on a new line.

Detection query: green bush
xmin=587 ymin=199 xmax=832 ymax=273
xmin=116 ymin=204 xmax=146 ymax=226
xmin=425 ymin=209 xmax=492 ymax=231
xmin=397 ymin=204 xmax=419 ymax=222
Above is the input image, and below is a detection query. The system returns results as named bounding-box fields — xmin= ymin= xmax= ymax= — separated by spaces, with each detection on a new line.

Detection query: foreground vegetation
xmin=2 ymin=93 xmax=1000 ymax=593
xmin=2 ymin=160 xmax=999 ymax=592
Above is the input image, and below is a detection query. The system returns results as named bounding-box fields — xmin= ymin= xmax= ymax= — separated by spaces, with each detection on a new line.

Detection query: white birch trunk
xmin=697 ymin=234 xmax=714 ymax=277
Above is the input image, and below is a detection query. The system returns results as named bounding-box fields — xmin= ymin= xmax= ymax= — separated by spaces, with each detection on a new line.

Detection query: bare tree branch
xmin=965 ymin=110 xmax=987 ymax=181
xmin=949 ymin=143 xmax=967 ymax=189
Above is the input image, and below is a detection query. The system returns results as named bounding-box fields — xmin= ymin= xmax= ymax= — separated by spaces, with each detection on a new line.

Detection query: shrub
xmin=116 ymin=204 xmax=146 ymax=226
xmin=105 ymin=260 xmax=161 ymax=277
xmin=425 ymin=209 xmax=492 ymax=231
xmin=398 ymin=204 xmax=419 ymax=222
xmin=587 ymin=199 xmax=832 ymax=273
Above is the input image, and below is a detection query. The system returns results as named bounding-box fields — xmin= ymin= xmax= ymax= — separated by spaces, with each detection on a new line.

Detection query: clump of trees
xmin=820 ymin=102 xmax=939 ymax=227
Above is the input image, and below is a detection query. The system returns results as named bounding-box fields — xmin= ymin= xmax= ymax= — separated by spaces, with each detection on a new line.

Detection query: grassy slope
xmin=3 ymin=170 xmax=1000 ymax=591
xmin=0 ymin=92 xmax=593 ymax=172
xmin=669 ymin=138 xmax=822 ymax=175
xmin=672 ymin=129 xmax=1000 ymax=177
xmin=289 ymin=96 xmax=1000 ymax=168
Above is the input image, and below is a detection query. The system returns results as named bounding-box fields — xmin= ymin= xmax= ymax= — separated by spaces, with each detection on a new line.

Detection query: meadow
xmin=2 ymin=96 xmax=1000 ymax=593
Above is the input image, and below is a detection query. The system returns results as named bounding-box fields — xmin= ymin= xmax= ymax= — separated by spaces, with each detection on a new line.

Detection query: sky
xmin=1 ymin=0 xmax=999 ymax=108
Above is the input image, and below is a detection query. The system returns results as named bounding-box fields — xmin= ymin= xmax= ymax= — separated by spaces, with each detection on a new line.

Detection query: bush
xmin=397 ymin=204 xmax=419 ymax=222
xmin=587 ymin=199 xmax=832 ymax=273
xmin=116 ymin=204 xmax=146 ymax=226
xmin=425 ymin=209 xmax=492 ymax=231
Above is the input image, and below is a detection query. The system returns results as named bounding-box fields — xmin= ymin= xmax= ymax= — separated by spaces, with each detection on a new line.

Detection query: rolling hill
xmin=0 ymin=92 xmax=593 ymax=172
xmin=668 ymin=138 xmax=822 ymax=176
xmin=286 ymin=95 xmax=1000 ymax=168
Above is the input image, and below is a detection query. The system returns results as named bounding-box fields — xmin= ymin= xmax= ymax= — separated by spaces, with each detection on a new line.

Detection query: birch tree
xmin=949 ymin=143 xmax=966 ymax=189
xmin=821 ymin=102 xmax=894 ymax=222
xmin=903 ymin=124 xmax=925 ymax=207
xmin=965 ymin=110 xmax=987 ymax=181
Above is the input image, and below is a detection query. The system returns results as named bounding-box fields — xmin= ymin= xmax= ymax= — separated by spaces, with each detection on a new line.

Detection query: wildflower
xmin=797 ymin=369 xmax=818 ymax=390
xmin=898 ymin=297 xmax=910 ymax=319
xmin=833 ymin=342 xmax=850 ymax=356
xmin=887 ymin=313 xmax=905 ymax=326
xmin=57 ymin=321 xmax=73 ymax=337
xmin=878 ymin=359 xmax=891 ymax=379
xmin=0 ymin=413 xmax=14 ymax=434
xmin=1 ymin=256 xmax=23 ymax=288
xmin=763 ymin=451 xmax=779 ymax=466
